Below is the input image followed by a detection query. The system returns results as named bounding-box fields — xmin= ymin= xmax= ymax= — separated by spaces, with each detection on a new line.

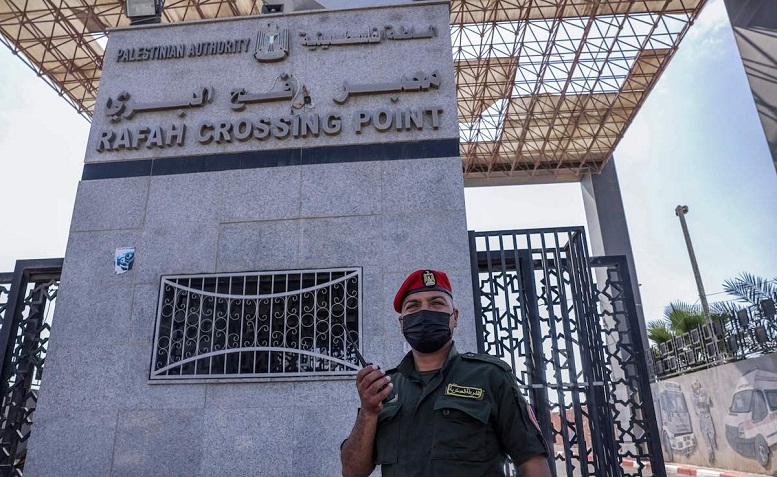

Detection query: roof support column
xmin=581 ymin=157 xmax=649 ymax=354
xmin=723 ymin=0 xmax=777 ymax=174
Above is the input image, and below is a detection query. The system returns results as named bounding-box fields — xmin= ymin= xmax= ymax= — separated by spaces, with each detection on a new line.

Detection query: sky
xmin=0 ymin=0 xmax=775 ymax=324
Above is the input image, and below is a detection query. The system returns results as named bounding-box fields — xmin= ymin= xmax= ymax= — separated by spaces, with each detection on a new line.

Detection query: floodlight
xmin=762 ymin=298 xmax=776 ymax=319
xmin=737 ymin=309 xmax=750 ymax=328
xmin=262 ymin=3 xmax=283 ymax=13
xmin=712 ymin=319 xmax=723 ymax=336
xmin=126 ymin=0 xmax=162 ymax=25
xmin=260 ymin=0 xmax=323 ymax=14
xmin=727 ymin=336 xmax=739 ymax=355
xmin=755 ymin=325 xmax=768 ymax=344
xmin=655 ymin=359 xmax=664 ymax=375
xmin=685 ymin=349 xmax=696 ymax=364
xmin=673 ymin=336 xmax=684 ymax=350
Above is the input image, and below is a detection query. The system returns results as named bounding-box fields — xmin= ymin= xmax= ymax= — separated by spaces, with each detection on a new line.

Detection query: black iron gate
xmin=469 ymin=228 xmax=664 ymax=477
xmin=0 ymin=259 xmax=61 ymax=477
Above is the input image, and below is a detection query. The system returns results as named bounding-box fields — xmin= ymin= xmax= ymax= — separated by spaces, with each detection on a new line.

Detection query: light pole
xmin=675 ymin=205 xmax=710 ymax=318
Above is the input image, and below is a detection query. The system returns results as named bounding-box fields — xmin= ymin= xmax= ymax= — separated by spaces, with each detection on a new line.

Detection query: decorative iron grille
xmin=591 ymin=255 xmax=663 ymax=477
xmin=0 ymin=259 xmax=62 ymax=477
xmin=650 ymin=298 xmax=777 ymax=379
xmin=469 ymin=228 xmax=663 ymax=477
xmin=150 ymin=268 xmax=362 ymax=381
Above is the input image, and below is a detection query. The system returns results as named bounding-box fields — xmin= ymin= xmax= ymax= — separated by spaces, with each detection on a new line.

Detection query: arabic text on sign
xmin=106 ymin=87 xmax=213 ymax=122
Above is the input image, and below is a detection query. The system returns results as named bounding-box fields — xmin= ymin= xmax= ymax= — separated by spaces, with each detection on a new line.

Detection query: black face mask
xmin=402 ymin=309 xmax=453 ymax=353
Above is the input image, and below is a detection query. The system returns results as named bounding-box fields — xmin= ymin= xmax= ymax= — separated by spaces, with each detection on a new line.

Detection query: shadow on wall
xmin=652 ymin=353 xmax=777 ymax=474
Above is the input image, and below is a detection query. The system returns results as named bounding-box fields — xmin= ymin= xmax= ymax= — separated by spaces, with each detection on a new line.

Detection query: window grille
xmin=150 ymin=268 xmax=361 ymax=381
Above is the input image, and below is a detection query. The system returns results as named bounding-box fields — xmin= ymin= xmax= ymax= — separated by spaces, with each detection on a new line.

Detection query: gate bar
xmin=0 ymin=258 xmax=63 ymax=382
xmin=590 ymin=255 xmax=667 ymax=477
xmin=468 ymin=232 xmax=486 ymax=354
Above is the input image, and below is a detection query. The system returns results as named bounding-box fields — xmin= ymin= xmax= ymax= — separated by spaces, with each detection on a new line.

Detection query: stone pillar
xmin=581 ymin=157 xmax=648 ymax=351
xmin=24 ymin=3 xmax=471 ymax=477
xmin=723 ymin=0 xmax=777 ymax=174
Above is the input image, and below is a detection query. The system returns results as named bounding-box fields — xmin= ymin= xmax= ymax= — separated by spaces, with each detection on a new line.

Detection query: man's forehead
xmin=402 ymin=291 xmax=452 ymax=304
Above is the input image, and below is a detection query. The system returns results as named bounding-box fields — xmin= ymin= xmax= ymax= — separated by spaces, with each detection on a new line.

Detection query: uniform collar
xmin=396 ymin=341 xmax=459 ymax=377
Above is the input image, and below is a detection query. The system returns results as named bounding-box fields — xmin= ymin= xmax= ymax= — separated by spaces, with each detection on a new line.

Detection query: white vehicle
xmin=658 ymin=382 xmax=696 ymax=461
xmin=725 ymin=369 xmax=777 ymax=467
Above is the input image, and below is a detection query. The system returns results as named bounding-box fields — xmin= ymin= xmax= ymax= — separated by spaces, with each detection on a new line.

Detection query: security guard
xmin=341 ymin=269 xmax=551 ymax=477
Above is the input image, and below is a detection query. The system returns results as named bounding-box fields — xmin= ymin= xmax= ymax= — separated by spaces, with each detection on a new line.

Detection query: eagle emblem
xmin=255 ymin=22 xmax=289 ymax=62
xmin=422 ymin=270 xmax=436 ymax=287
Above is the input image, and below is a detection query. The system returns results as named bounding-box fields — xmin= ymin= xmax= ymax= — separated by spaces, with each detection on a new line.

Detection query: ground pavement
xmin=623 ymin=459 xmax=774 ymax=477
xmin=551 ymin=446 xmax=773 ymax=477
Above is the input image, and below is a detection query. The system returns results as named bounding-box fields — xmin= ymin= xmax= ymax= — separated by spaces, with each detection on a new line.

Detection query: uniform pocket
xmin=431 ymin=396 xmax=492 ymax=461
xmin=374 ymin=401 xmax=402 ymax=465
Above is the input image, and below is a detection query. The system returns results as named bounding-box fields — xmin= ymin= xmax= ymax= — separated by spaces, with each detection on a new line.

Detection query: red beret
xmin=394 ymin=269 xmax=453 ymax=313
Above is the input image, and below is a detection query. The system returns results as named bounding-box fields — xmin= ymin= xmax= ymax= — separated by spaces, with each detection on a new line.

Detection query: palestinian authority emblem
xmin=422 ymin=270 xmax=436 ymax=287
xmin=255 ymin=22 xmax=289 ymax=62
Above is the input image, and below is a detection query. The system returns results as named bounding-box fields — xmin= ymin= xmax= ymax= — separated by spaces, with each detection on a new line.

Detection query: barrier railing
xmin=650 ymin=298 xmax=777 ymax=379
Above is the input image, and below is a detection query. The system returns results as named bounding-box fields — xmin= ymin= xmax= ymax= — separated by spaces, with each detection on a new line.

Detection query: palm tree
xmin=647 ymin=301 xmax=728 ymax=346
xmin=646 ymin=301 xmax=705 ymax=345
xmin=647 ymin=319 xmax=673 ymax=344
xmin=722 ymin=273 xmax=777 ymax=308
xmin=646 ymin=273 xmax=775 ymax=347
xmin=663 ymin=301 xmax=709 ymax=334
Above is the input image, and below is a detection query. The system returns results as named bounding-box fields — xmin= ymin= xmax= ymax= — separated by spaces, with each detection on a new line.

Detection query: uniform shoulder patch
xmin=460 ymin=352 xmax=512 ymax=372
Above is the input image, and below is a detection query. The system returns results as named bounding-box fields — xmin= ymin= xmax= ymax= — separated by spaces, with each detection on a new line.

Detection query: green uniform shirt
xmin=374 ymin=343 xmax=548 ymax=477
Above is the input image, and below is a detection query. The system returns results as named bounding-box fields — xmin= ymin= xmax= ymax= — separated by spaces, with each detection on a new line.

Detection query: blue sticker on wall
xmin=115 ymin=247 xmax=135 ymax=274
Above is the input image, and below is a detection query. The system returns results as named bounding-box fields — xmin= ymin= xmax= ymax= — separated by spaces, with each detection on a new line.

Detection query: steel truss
xmin=1 ymin=0 xmax=707 ymax=183
xmin=454 ymin=0 xmax=708 ymax=184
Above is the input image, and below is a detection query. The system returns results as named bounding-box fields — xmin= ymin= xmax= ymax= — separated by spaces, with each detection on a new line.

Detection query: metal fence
xmin=650 ymin=298 xmax=777 ymax=379
xmin=470 ymin=228 xmax=664 ymax=477
xmin=0 ymin=259 xmax=62 ymax=477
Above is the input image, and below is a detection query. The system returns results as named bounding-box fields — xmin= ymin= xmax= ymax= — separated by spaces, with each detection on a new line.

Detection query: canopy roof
xmin=0 ymin=0 xmax=708 ymax=184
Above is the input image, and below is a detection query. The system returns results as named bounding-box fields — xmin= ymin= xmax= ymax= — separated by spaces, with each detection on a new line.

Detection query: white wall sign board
xmin=84 ymin=2 xmax=458 ymax=164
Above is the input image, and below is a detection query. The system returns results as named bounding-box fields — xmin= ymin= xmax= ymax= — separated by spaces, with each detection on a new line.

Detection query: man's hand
xmin=341 ymin=365 xmax=394 ymax=477
xmin=517 ymin=454 xmax=553 ymax=477
xmin=356 ymin=365 xmax=394 ymax=416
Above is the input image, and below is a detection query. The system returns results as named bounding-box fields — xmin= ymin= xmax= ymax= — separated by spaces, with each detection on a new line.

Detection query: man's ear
xmin=452 ymin=309 xmax=459 ymax=328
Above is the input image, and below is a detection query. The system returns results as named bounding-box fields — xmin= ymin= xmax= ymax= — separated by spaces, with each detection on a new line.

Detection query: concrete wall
xmin=25 ymin=3 xmax=474 ymax=476
xmin=652 ymin=353 xmax=777 ymax=474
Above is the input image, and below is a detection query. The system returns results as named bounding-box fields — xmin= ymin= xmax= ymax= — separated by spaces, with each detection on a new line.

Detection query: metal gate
xmin=0 ymin=259 xmax=62 ymax=477
xmin=469 ymin=228 xmax=664 ymax=477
